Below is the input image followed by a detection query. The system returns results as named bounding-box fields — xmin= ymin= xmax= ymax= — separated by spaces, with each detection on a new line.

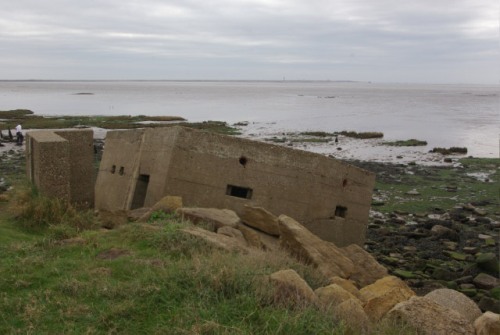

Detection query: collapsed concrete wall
xmin=95 ymin=126 xmax=375 ymax=246
xmin=26 ymin=129 xmax=94 ymax=207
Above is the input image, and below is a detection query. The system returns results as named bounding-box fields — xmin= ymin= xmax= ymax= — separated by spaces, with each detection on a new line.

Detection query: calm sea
xmin=0 ymin=80 xmax=498 ymax=157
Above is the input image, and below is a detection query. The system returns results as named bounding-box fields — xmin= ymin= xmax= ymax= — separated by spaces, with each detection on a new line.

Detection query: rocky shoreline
xmin=1 ymin=128 xmax=498 ymax=315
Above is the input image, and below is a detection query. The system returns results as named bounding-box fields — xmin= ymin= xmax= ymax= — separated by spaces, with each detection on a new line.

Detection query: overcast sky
xmin=0 ymin=0 xmax=498 ymax=83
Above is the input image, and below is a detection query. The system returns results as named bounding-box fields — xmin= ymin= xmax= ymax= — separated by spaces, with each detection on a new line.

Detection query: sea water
xmin=0 ymin=80 xmax=498 ymax=157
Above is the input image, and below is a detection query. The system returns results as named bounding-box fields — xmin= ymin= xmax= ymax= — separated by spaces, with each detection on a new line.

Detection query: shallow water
xmin=0 ymin=80 xmax=498 ymax=157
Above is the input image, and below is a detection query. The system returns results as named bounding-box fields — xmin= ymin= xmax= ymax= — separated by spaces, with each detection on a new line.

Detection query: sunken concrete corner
xmin=26 ymin=129 xmax=94 ymax=208
xmin=95 ymin=126 xmax=376 ymax=247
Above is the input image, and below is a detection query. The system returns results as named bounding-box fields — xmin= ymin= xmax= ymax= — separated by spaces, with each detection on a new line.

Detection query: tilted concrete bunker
xmin=95 ymin=126 xmax=375 ymax=246
xmin=26 ymin=129 xmax=94 ymax=207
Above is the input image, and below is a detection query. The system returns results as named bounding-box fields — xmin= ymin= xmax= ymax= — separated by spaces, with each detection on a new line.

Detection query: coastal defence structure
xmin=26 ymin=129 xmax=94 ymax=207
xmin=95 ymin=126 xmax=375 ymax=246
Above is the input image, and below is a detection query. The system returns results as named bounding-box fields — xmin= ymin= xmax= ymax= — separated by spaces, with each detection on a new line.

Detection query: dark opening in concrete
xmin=111 ymin=165 xmax=116 ymax=174
xmin=119 ymin=167 xmax=124 ymax=175
xmin=131 ymin=174 xmax=150 ymax=209
xmin=335 ymin=205 xmax=347 ymax=218
xmin=239 ymin=156 xmax=248 ymax=167
xmin=226 ymin=184 xmax=253 ymax=199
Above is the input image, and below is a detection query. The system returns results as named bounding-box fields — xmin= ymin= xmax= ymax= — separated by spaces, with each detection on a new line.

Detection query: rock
xmin=269 ymin=269 xmax=319 ymax=307
xmin=340 ymin=244 xmax=388 ymax=287
xmin=386 ymin=296 xmax=475 ymax=335
xmin=181 ymin=226 xmax=250 ymax=253
xmin=393 ymin=269 xmax=418 ymax=280
xmin=237 ymin=222 xmax=279 ymax=251
xmin=217 ymin=226 xmax=248 ymax=246
xmin=478 ymin=297 xmax=500 ymax=313
xmin=425 ymin=288 xmax=482 ymax=323
xmin=98 ymin=210 xmax=129 ymax=229
xmin=328 ymin=276 xmax=361 ymax=299
xmin=360 ymin=275 xmax=416 ymax=322
xmin=432 ymin=267 xmax=457 ymax=281
xmin=406 ymin=189 xmax=420 ymax=195
xmin=474 ymin=312 xmax=500 ymax=335
xmin=334 ymin=299 xmax=371 ymax=335
xmin=473 ymin=273 xmax=500 ymax=290
xmin=463 ymin=246 xmax=478 ymax=254
xmin=431 ymin=224 xmax=459 ymax=241
xmin=127 ymin=207 xmax=151 ymax=221
xmin=240 ymin=205 xmax=280 ymax=236
xmin=315 ymin=284 xmax=358 ymax=308
xmin=476 ymin=253 xmax=500 ymax=275
xmin=177 ymin=208 xmax=241 ymax=231
xmin=277 ymin=215 xmax=355 ymax=279
xmin=138 ymin=195 xmax=183 ymax=222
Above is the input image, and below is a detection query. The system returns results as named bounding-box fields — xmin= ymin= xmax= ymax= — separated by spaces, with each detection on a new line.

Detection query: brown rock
xmin=340 ymin=244 xmax=388 ymax=287
xmin=181 ymin=226 xmax=249 ymax=253
xmin=360 ymin=276 xmax=416 ymax=321
xmin=334 ymin=299 xmax=371 ymax=335
xmin=237 ymin=223 xmax=280 ymax=251
xmin=240 ymin=205 xmax=280 ymax=236
xmin=473 ymin=273 xmax=500 ymax=290
xmin=329 ymin=276 xmax=362 ymax=299
xmin=278 ymin=215 xmax=355 ymax=279
xmin=269 ymin=269 xmax=319 ymax=307
xmin=138 ymin=196 xmax=183 ymax=222
xmin=315 ymin=284 xmax=358 ymax=308
xmin=425 ymin=288 xmax=482 ymax=323
xmin=177 ymin=208 xmax=241 ymax=231
xmin=386 ymin=296 xmax=475 ymax=335
xmin=474 ymin=312 xmax=500 ymax=335
xmin=98 ymin=210 xmax=128 ymax=229
xmin=217 ymin=226 xmax=248 ymax=246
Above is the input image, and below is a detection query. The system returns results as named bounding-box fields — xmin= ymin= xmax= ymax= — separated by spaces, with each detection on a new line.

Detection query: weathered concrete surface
xmin=26 ymin=129 xmax=93 ymax=206
xmin=95 ymin=126 xmax=375 ymax=246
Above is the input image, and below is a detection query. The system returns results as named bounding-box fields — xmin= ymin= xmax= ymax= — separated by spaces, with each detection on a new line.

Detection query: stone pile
xmin=119 ymin=196 xmax=499 ymax=335
xmin=366 ymin=204 xmax=500 ymax=314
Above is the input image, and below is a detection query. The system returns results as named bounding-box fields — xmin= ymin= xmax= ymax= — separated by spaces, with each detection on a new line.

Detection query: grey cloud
xmin=0 ymin=0 xmax=497 ymax=83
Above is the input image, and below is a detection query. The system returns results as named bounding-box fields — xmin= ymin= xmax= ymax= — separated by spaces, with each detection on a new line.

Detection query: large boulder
xmin=138 ymin=195 xmax=183 ymax=222
xmin=237 ymin=223 xmax=280 ymax=251
xmin=386 ymin=296 xmax=475 ymax=335
xmin=340 ymin=244 xmax=388 ymax=287
xmin=334 ymin=298 xmax=371 ymax=335
xmin=177 ymin=208 xmax=241 ymax=230
xmin=240 ymin=205 xmax=280 ymax=236
xmin=474 ymin=312 xmax=500 ymax=335
xmin=314 ymin=284 xmax=359 ymax=309
xmin=269 ymin=269 xmax=319 ymax=307
xmin=425 ymin=288 xmax=482 ymax=323
xmin=328 ymin=276 xmax=362 ymax=299
xmin=98 ymin=210 xmax=128 ymax=229
xmin=217 ymin=226 xmax=248 ymax=246
xmin=278 ymin=215 xmax=355 ymax=279
xmin=473 ymin=273 xmax=500 ymax=290
xmin=181 ymin=226 xmax=249 ymax=253
xmin=360 ymin=275 xmax=415 ymax=322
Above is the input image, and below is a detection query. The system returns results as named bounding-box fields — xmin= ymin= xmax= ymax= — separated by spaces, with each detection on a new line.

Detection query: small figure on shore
xmin=334 ymin=135 xmax=339 ymax=144
xmin=8 ymin=128 xmax=13 ymax=141
xmin=15 ymin=124 xmax=24 ymax=146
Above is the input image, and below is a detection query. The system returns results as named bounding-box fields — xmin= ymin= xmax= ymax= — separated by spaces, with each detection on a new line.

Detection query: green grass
xmin=383 ymin=139 xmax=428 ymax=147
xmin=373 ymin=158 xmax=499 ymax=214
xmin=0 ymin=110 xmax=240 ymax=135
xmin=339 ymin=131 xmax=384 ymax=139
xmin=0 ymin=181 xmax=419 ymax=334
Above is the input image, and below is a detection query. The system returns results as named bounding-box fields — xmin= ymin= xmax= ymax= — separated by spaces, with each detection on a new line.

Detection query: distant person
xmin=15 ymin=124 xmax=24 ymax=145
xmin=334 ymin=135 xmax=339 ymax=144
